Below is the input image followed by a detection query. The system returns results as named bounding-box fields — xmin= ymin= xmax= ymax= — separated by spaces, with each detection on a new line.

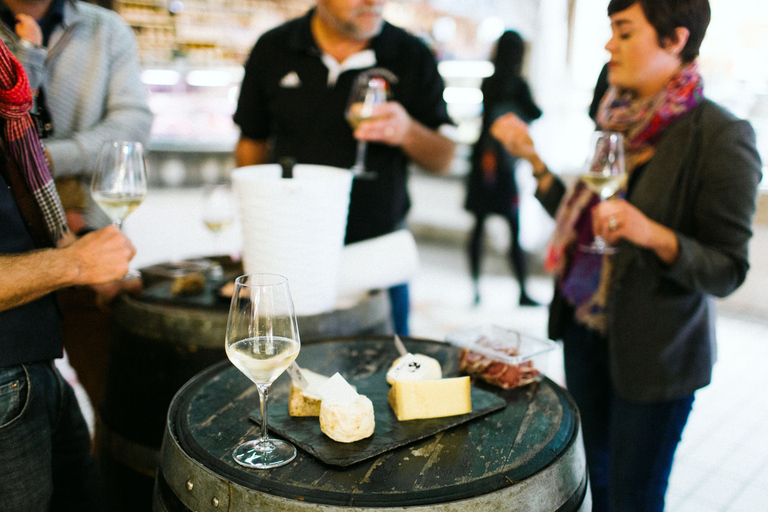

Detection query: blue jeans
xmin=0 ymin=362 xmax=106 ymax=512
xmin=388 ymin=283 xmax=410 ymax=337
xmin=562 ymin=319 xmax=694 ymax=512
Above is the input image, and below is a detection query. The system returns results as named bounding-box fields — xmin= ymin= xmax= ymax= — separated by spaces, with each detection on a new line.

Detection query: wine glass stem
xmin=113 ymin=219 xmax=123 ymax=230
xmin=257 ymin=383 xmax=270 ymax=445
xmin=352 ymin=140 xmax=367 ymax=172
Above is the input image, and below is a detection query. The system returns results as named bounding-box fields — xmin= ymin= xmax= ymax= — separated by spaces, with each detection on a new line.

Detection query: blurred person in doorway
xmin=0 ymin=0 xmax=153 ymax=233
xmin=0 ymin=41 xmax=136 ymax=511
xmin=233 ymin=0 xmax=456 ymax=336
xmin=464 ymin=30 xmax=542 ymax=307
xmin=489 ymin=1 xmax=761 ymax=510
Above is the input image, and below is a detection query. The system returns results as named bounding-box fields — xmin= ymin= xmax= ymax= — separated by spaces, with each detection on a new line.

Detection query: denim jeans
xmin=562 ymin=319 xmax=695 ymax=512
xmin=0 ymin=362 xmax=106 ymax=512
xmin=388 ymin=283 xmax=410 ymax=337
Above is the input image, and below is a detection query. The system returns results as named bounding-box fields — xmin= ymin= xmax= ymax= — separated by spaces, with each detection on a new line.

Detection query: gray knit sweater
xmin=0 ymin=0 xmax=153 ymax=226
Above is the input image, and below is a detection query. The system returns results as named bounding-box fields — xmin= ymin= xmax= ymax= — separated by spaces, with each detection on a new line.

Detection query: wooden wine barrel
xmin=97 ymin=284 xmax=390 ymax=512
xmin=153 ymin=337 xmax=589 ymax=512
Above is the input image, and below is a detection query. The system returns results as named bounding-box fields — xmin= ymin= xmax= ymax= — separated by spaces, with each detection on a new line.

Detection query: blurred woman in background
xmin=464 ymin=30 xmax=542 ymax=307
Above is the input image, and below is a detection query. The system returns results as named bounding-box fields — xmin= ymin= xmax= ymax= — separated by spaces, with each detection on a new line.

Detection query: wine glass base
xmin=579 ymin=242 xmax=617 ymax=255
xmin=351 ymin=168 xmax=377 ymax=180
xmin=120 ymin=269 xmax=142 ymax=281
xmin=232 ymin=438 xmax=296 ymax=469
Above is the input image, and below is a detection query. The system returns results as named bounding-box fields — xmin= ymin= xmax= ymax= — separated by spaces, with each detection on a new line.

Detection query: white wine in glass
xmin=345 ymin=73 xmax=390 ymax=180
xmin=225 ymin=273 xmax=301 ymax=469
xmin=91 ymin=141 xmax=147 ymax=229
xmin=201 ymin=183 xmax=234 ymax=261
xmin=91 ymin=141 xmax=147 ymax=279
xmin=580 ymin=131 xmax=626 ymax=254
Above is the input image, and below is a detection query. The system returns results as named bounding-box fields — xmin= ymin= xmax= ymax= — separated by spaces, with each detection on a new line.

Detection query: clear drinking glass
xmin=345 ymin=72 xmax=390 ymax=180
xmin=91 ymin=141 xmax=148 ymax=278
xmin=579 ymin=131 xmax=627 ymax=254
xmin=201 ymin=182 xmax=234 ymax=258
xmin=225 ymin=273 xmax=301 ymax=469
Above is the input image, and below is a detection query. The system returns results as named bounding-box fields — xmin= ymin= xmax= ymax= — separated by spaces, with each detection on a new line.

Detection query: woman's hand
xmin=490 ymin=112 xmax=551 ymax=189
xmin=490 ymin=113 xmax=537 ymax=161
xmin=593 ymin=199 xmax=680 ymax=264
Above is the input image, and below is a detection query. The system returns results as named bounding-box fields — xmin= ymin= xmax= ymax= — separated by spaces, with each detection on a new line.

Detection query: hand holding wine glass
xmin=346 ymin=73 xmax=390 ymax=179
xmin=225 ymin=273 xmax=301 ymax=469
xmin=91 ymin=141 xmax=147 ymax=278
xmin=579 ymin=131 xmax=626 ymax=254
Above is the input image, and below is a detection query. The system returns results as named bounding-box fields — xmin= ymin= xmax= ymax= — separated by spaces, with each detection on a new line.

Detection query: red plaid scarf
xmin=0 ymin=41 xmax=69 ymax=244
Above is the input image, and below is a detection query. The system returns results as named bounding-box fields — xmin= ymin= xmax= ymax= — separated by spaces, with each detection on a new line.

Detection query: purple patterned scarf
xmin=0 ymin=41 xmax=69 ymax=244
xmin=547 ymin=62 xmax=704 ymax=333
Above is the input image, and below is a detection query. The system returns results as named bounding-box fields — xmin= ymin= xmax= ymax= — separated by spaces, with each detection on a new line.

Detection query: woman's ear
xmin=664 ymin=27 xmax=690 ymax=57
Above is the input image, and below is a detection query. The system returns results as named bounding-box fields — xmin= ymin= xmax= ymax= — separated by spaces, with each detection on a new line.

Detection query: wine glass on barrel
xmin=579 ymin=131 xmax=627 ymax=254
xmin=225 ymin=273 xmax=301 ymax=469
xmin=201 ymin=182 xmax=234 ymax=261
xmin=345 ymin=72 xmax=390 ymax=180
xmin=91 ymin=140 xmax=148 ymax=278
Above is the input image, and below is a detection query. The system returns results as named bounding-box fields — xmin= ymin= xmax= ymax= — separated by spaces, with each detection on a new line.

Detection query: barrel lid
xmin=163 ymin=337 xmax=581 ymax=508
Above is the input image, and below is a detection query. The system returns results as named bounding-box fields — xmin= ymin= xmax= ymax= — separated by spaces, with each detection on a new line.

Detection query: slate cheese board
xmin=249 ymin=370 xmax=507 ymax=467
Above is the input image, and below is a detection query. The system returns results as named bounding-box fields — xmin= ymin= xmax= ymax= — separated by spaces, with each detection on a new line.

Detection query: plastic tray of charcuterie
xmin=445 ymin=325 xmax=558 ymax=389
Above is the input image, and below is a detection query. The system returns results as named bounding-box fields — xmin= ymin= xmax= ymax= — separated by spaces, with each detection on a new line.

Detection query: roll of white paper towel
xmin=336 ymin=229 xmax=419 ymax=298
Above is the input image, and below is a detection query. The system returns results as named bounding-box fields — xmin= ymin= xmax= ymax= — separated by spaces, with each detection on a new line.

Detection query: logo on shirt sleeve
xmin=279 ymin=71 xmax=301 ymax=88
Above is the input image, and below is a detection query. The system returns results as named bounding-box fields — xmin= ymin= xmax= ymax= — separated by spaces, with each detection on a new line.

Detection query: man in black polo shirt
xmin=234 ymin=0 xmax=456 ymax=335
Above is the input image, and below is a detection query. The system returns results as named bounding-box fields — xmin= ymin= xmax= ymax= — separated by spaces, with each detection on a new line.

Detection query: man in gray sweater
xmin=0 ymin=0 xmax=153 ymax=232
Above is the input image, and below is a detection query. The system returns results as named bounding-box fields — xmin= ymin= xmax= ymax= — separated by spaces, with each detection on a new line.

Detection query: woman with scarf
xmin=490 ymin=1 xmax=762 ymax=511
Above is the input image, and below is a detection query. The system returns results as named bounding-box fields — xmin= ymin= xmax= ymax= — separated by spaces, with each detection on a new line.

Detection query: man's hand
xmin=65 ymin=225 xmax=137 ymax=285
xmin=15 ymin=14 xmax=42 ymax=47
xmin=353 ymin=101 xmax=412 ymax=146
xmin=90 ymin=278 xmax=143 ymax=310
xmin=353 ymin=101 xmax=456 ymax=174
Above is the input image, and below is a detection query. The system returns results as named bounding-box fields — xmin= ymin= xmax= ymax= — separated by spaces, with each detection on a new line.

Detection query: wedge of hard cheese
xmin=288 ymin=368 xmax=330 ymax=417
xmin=388 ymin=376 xmax=472 ymax=421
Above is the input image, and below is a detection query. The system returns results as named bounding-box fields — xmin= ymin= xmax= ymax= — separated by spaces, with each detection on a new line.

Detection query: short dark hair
xmin=607 ymin=0 xmax=711 ymax=63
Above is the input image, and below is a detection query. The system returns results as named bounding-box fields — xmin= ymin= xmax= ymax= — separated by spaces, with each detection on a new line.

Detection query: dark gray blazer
xmin=538 ymin=99 xmax=763 ymax=402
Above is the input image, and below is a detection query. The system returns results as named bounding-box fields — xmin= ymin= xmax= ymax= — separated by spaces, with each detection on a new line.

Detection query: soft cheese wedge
xmin=318 ymin=373 xmax=375 ymax=443
xmin=386 ymin=353 xmax=442 ymax=385
xmin=388 ymin=376 xmax=472 ymax=421
xmin=288 ymin=368 xmax=330 ymax=417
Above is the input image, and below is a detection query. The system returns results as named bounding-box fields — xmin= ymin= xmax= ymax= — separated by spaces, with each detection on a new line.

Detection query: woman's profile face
xmin=604 ymin=2 xmax=683 ymax=98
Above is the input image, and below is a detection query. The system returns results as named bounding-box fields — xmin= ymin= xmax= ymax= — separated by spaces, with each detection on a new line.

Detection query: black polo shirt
xmin=0 ymin=159 xmax=63 ymax=367
xmin=234 ymin=9 xmax=452 ymax=244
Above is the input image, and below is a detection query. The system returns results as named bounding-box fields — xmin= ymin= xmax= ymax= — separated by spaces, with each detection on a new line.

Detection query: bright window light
xmin=438 ymin=60 xmax=494 ymax=78
xmin=186 ymin=70 xmax=232 ymax=87
xmin=141 ymin=69 xmax=181 ymax=86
